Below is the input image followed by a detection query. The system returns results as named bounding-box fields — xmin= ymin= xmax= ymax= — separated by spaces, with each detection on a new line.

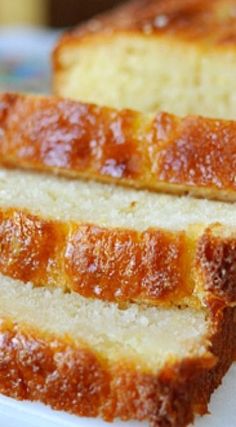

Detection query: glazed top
xmin=0 ymin=92 xmax=236 ymax=202
xmin=69 ymin=0 xmax=236 ymax=46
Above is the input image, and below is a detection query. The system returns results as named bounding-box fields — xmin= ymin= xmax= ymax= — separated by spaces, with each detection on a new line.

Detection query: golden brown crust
xmin=151 ymin=113 xmax=236 ymax=199
xmin=58 ymin=0 xmax=236 ymax=47
xmin=0 ymin=208 xmax=67 ymax=285
xmin=0 ymin=207 xmax=235 ymax=307
xmin=0 ymin=305 xmax=235 ymax=426
xmin=66 ymin=223 xmax=194 ymax=305
xmin=197 ymin=228 xmax=236 ymax=304
xmin=0 ymin=93 xmax=236 ymax=202
xmin=0 ymin=207 xmax=193 ymax=306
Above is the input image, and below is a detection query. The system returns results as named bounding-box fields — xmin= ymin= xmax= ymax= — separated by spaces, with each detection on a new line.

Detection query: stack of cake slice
xmin=0 ymin=0 xmax=236 ymax=426
xmin=0 ymin=92 xmax=235 ymax=427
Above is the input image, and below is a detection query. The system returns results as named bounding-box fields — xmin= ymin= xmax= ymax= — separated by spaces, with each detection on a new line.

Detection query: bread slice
xmin=0 ymin=93 xmax=236 ymax=202
xmin=0 ymin=167 xmax=235 ymax=307
xmin=0 ymin=273 xmax=235 ymax=427
xmin=53 ymin=0 xmax=236 ymax=119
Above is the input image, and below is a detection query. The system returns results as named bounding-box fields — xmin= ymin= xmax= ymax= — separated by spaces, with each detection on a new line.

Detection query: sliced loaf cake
xmin=0 ymin=92 xmax=235 ymax=426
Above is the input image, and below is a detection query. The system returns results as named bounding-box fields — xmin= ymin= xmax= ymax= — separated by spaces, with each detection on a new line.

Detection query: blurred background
xmin=0 ymin=0 xmax=125 ymax=27
xmin=0 ymin=0 xmax=124 ymax=93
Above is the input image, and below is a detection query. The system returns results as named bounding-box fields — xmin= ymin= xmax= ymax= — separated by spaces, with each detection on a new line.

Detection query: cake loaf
xmin=53 ymin=0 xmax=236 ymax=119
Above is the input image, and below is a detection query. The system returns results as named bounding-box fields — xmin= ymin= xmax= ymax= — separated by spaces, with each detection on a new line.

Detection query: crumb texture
xmin=0 ymin=167 xmax=235 ymax=231
xmin=0 ymin=274 xmax=207 ymax=368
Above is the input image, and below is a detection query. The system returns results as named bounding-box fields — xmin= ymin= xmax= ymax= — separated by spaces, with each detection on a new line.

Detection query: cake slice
xmin=0 ymin=274 xmax=235 ymax=427
xmin=0 ymin=93 xmax=236 ymax=202
xmin=53 ymin=0 xmax=236 ymax=119
xmin=0 ymin=167 xmax=235 ymax=308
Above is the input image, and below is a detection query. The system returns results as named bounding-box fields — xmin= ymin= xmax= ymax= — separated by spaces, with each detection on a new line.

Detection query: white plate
xmin=0 ymin=364 xmax=235 ymax=427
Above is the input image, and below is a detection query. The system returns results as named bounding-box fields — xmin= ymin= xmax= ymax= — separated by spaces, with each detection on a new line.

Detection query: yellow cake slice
xmin=0 ymin=274 xmax=235 ymax=427
xmin=0 ymin=93 xmax=236 ymax=202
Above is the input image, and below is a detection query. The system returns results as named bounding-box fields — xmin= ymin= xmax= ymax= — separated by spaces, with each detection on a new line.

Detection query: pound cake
xmin=0 ymin=93 xmax=235 ymax=426
xmin=0 ymin=93 xmax=236 ymax=202
xmin=0 ymin=274 xmax=235 ymax=427
xmin=54 ymin=0 xmax=236 ymax=119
